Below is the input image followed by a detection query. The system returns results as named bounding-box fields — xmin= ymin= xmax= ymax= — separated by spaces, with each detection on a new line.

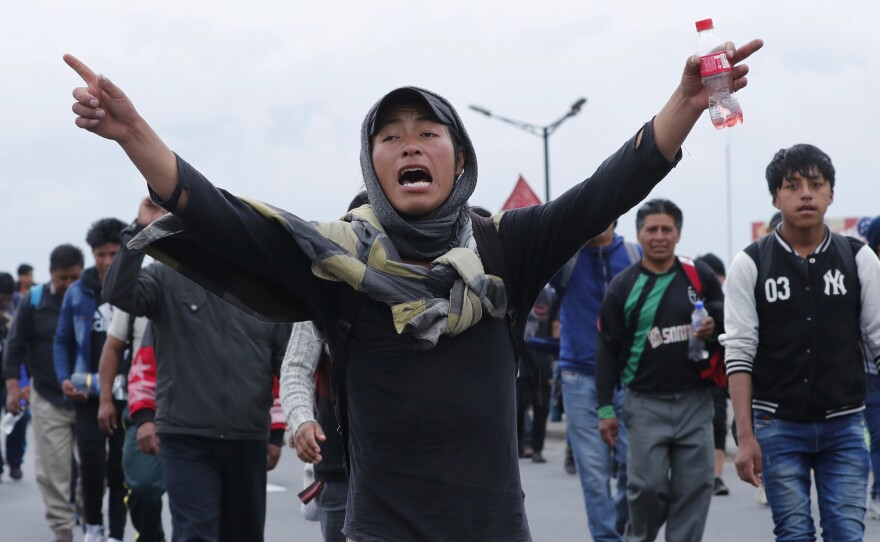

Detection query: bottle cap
xmin=695 ymin=19 xmax=714 ymax=32
xmin=694 ymin=300 xmax=704 ymax=308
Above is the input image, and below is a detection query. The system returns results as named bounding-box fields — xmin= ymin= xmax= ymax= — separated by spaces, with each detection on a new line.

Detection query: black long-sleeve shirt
xmin=2 ymin=283 xmax=69 ymax=408
xmin=150 ymin=121 xmax=678 ymax=542
xmin=596 ymin=258 xmax=724 ymax=415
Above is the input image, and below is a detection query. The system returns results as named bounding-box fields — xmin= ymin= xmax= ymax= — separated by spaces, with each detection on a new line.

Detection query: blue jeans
xmin=561 ymin=370 xmax=628 ymax=542
xmin=754 ymin=410 xmax=869 ymax=542
xmin=2 ymin=408 xmax=31 ymax=469
xmin=865 ymin=373 xmax=880 ymax=499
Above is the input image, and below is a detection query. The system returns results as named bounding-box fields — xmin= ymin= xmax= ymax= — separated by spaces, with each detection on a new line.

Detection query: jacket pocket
xmin=170 ymin=287 xmax=207 ymax=336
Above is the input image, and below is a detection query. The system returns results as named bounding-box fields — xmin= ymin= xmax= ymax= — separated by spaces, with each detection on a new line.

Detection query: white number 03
xmin=764 ymin=277 xmax=791 ymax=302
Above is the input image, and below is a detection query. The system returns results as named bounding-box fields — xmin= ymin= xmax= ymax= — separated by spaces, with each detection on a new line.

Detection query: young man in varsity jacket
xmin=723 ymin=144 xmax=880 ymax=541
xmin=596 ymin=199 xmax=723 ymax=542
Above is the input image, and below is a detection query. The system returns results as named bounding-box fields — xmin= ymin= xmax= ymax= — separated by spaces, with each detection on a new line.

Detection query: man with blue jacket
xmin=54 ymin=217 xmax=127 ymax=542
xmin=553 ymin=222 xmax=640 ymax=541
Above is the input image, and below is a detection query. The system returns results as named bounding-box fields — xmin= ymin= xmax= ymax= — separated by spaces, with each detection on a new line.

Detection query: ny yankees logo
xmin=823 ymin=269 xmax=846 ymax=295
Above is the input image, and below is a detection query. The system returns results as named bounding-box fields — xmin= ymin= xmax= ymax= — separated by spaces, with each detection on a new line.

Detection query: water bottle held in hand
xmin=71 ymin=372 xmax=101 ymax=397
xmin=1 ymin=402 xmax=27 ymax=435
xmin=689 ymin=300 xmax=709 ymax=361
xmin=695 ymin=18 xmax=743 ymax=129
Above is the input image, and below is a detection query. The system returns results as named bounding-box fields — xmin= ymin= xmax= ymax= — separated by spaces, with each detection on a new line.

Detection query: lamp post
xmin=469 ymin=97 xmax=587 ymax=203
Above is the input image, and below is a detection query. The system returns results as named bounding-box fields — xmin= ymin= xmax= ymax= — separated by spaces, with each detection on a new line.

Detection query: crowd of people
xmin=1 ymin=32 xmax=879 ymax=542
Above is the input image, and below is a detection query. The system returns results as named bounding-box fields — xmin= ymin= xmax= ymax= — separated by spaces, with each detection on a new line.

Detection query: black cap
xmin=368 ymin=87 xmax=459 ymax=136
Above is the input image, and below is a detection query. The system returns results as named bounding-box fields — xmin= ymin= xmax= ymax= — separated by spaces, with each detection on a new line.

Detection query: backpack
xmin=678 ymin=256 xmax=727 ymax=388
xmin=327 ymin=211 xmax=543 ymax=475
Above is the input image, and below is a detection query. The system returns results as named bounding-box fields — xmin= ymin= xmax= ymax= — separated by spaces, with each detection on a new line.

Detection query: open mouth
xmin=398 ymin=168 xmax=433 ymax=188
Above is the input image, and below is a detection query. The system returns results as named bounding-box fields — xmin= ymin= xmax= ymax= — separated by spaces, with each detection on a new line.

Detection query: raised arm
xmin=64 ymin=54 xmax=182 ymax=208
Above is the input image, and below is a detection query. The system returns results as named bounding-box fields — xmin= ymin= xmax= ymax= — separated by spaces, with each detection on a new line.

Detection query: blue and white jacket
xmin=54 ymin=266 xmax=112 ymax=386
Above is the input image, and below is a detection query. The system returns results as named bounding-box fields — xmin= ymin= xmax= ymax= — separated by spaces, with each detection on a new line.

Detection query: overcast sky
xmin=2 ymin=0 xmax=877 ymax=281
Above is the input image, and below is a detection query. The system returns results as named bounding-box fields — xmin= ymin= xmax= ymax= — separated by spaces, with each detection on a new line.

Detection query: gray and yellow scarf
xmin=130 ymin=201 xmax=507 ymax=349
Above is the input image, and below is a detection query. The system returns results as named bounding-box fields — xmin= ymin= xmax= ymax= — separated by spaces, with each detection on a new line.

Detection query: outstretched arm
xmin=64 ymin=54 xmax=183 ymax=209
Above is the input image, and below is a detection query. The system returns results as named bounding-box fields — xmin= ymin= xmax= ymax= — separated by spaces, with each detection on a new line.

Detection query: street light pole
xmin=469 ymin=98 xmax=587 ymax=203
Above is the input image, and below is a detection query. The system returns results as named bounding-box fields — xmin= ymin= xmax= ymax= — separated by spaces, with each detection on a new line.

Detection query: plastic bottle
xmin=688 ymin=300 xmax=709 ymax=361
xmin=1 ymin=404 xmax=27 ymax=436
xmin=71 ymin=372 xmax=101 ymax=397
xmin=695 ymin=18 xmax=743 ymax=129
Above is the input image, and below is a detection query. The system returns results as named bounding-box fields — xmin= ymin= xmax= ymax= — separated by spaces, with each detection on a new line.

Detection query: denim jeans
xmin=754 ymin=410 xmax=870 ymax=542
xmin=1 ymin=408 xmax=30 ymax=469
xmin=561 ymin=370 xmax=628 ymax=542
xmin=865 ymin=373 xmax=880 ymax=499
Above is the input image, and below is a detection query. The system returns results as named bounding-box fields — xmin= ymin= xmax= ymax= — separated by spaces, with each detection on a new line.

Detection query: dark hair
xmin=765 ymin=144 xmax=835 ymax=195
xmin=696 ymin=253 xmax=725 ymax=278
xmin=50 ymin=244 xmax=85 ymax=272
xmin=348 ymin=191 xmax=370 ymax=212
xmin=17 ymin=263 xmax=33 ymax=276
xmin=85 ymin=218 xmax=126 ymax=248
xmin=636 ymin=198 xmax=683 ymax=231
xmin=0 ymin=272 xmax=15 ymax=295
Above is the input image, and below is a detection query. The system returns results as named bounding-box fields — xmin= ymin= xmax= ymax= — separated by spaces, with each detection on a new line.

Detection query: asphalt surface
xmin=1 ymin=420 xmax=878 ymax=541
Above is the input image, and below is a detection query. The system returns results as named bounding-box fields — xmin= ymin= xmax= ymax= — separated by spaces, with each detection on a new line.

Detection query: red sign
xmin=501 ymin=175 xmax=542 ymax=210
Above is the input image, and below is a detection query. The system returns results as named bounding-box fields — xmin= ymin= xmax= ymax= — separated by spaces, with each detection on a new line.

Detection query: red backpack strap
xmin=677 ymin=256 xmax=703 ymax=297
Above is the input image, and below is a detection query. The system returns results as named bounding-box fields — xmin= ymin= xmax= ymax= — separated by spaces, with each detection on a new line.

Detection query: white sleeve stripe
xmin=720 ymin=251 xmax=760 ymax=364
xmin=725 ymin=359 xmax=754 ymax=375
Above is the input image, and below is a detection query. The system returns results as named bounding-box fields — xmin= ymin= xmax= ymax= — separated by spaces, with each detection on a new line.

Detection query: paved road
xmin=2 ymin=422 xmax=878 ymax=540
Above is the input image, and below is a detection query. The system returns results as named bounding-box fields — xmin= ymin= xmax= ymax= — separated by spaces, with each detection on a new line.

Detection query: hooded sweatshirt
xmin=554 ymin=234 xmax=640 ymax=376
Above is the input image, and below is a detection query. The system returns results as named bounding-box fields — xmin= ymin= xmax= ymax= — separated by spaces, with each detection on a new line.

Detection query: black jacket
xmin=723 ymin=231 xmax=880 ymax=421
xmin=104 ymin=225 xmax=291 ymax=440
xmin=2 ymin=283 xmax=69 ymax=408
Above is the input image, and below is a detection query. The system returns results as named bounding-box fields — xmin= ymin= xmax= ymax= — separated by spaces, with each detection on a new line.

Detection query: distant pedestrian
xmin=554 ymin=222 xmax=640 ymax=540
xmin=1 ymin=271 xmax=31 ymax=483
xmin=54 ymin=217 xmax=128 ymax=542
xmin=695 ymin=252 xmax=731 ymax=497
xmin=13 ymin=263 xmax=34 ymax=307
xmin=3 ymin=245 xmax=83 ymax=542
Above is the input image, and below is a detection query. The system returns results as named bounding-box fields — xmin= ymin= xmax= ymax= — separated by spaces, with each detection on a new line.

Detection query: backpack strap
xmin=29 ymin=283 xmax=45 ymax=309
xmin=678 ymin=256 xmax=729 ymax=387
xmin=831 ymin=234 xmax=861 ymax=298
xmin=470 ymin=211 xmax=543 ymax=406
xmin=327 ymin=289 xmax=366 ymax=478
xmin=677 ymin=256 xmax=703 ymax=296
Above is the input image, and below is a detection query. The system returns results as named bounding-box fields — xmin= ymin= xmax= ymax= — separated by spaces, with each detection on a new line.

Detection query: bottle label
xmin=699 ymin=52 xmax=731 ymax=77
